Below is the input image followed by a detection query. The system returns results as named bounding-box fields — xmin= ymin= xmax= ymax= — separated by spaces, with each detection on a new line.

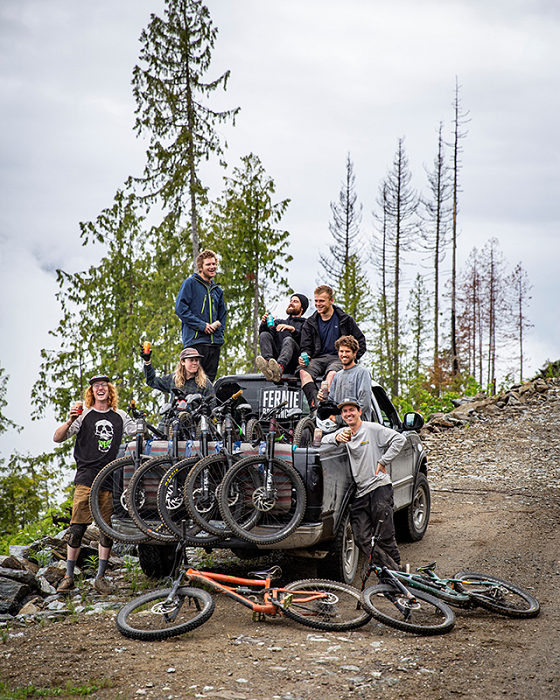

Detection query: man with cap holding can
xmin=256 ymin=293 xmax=309 ymax=382
xmin=322 ymin=397 xmax=406 ymax=569
xmin=53 ymin=374 xmax=135 ymax=595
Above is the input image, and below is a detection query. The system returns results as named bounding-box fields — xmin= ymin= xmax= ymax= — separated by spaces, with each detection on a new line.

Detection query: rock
xmin=0 ymin=556 xmax=25 ymax=571
xmin=0 ymin=577 xmax=33 ymax=614
xmin=38 ymin=577 xmax=57 ymax=596
xmin=37 ymin=566 xmax=65 ymax=587
xmin=8 ymin=546 xmax=28 ymax=559
xmin=18 ymin=601 xmax=40 ymax=615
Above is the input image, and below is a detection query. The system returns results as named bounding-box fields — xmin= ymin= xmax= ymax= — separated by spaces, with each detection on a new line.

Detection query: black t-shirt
xmin=66 ymin=408 xmax=133 ymax=487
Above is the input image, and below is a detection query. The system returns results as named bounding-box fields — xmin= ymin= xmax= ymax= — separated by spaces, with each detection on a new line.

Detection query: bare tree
xmin=448 ymin=79 xmax=470 ymax=376
xmin=507 ymin=262 xmax=533 ymax=382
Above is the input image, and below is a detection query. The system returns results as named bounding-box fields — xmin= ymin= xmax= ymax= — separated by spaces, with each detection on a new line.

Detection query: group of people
xmin=54 ymin=249 xmax=406 ymax=595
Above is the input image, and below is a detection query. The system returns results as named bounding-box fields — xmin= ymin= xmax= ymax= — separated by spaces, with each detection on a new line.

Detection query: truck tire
xmin=394 ymin=472 xmax=430 ymax=541
xmin=317 ymin=507 xmax=360 ymax=586
xmin=138 ymin=543 xmax=177 ymax=578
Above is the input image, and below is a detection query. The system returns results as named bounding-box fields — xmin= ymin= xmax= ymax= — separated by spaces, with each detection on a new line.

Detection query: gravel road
xmin=1 ymin=386 xmax=559 ymax=700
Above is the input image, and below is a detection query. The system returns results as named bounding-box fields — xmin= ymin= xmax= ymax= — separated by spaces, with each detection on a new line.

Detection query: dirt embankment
xmin=1 ymin=384 xmax=559 ymax=700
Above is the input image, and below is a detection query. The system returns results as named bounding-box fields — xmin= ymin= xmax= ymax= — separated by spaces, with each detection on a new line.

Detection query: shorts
xmin=307 ymin=354 xmax=343 ymax=380
xmin=71 ymin=484 xmax=113 ymax=526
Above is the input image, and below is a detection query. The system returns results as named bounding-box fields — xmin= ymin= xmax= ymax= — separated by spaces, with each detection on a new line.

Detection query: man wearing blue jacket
xmin=175 ymin=250 xmax=227 ymax=382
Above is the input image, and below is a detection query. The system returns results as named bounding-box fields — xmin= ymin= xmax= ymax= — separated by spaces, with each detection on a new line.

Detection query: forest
xmin=0 ymin=0 xmax=535 ymax=545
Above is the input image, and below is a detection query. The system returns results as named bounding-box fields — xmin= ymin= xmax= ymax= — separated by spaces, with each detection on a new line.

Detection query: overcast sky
xmin=1 ymin=0 xmax=559 ymax=460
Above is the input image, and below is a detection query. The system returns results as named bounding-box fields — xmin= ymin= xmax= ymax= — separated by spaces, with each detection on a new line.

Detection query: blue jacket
xmin=175 ymin=273 xmax=227 ymax=347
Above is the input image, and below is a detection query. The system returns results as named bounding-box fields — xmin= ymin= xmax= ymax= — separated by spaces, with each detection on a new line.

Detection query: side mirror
xmin=403 ymin=412 xmax=424 ymax=431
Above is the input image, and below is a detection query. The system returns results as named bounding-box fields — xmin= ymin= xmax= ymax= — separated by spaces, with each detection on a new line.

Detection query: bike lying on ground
xmin=116 ymin=532 xmax=372 ymax=641
xmin=359 ymin=517 xmax=540 ymax=636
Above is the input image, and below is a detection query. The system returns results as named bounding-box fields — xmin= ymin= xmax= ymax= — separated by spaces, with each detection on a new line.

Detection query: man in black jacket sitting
xmin=298 ymin=285 xmax=366 ymax=409
xmin=256 ymin=293 xmax=309 ymax=382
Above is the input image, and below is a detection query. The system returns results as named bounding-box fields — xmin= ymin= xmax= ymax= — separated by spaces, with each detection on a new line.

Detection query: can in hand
xmin=266 ymin=313 xmax=275 ymax=328
xmin=320 ymin=380 xmax=329 ymax=400
xmin=143 ymin=341 xmax=151 ymax=355
xmin=74 ymin=400 xmax=83 ymax=415
xmin=312 ymin=427 xmax=323 ymax=447
xmin=300 ymin=352 xmax=310 ymax=366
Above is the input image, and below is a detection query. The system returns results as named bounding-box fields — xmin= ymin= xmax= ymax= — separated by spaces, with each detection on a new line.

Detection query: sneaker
xmin=256 ymin=355 xmax=274 ymax=381
xmin=57 ymin=576 xmax=75 ymax=593
xmin=93 ymin=577 xmax=116 ymax=595
xmin=268 ymin=359 xmax=282 ymax=382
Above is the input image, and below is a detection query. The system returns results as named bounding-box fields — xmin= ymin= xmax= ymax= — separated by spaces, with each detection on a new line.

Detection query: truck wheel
xmin=395 ymin=472 xmax=430 ymax=542
xmin=138 ymin=543 xmax=177 ymax=578
xmin=317 ymin=508 xmax=360 ymax=586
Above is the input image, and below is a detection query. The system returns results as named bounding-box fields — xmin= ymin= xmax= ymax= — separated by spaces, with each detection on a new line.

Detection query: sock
xmin=302 ymin=382 xmax=318 ymax=409
xmin=97 ymin=559 xmax=109 ymax=579
xmin=66 ymin=559 xmax=77 ymax=578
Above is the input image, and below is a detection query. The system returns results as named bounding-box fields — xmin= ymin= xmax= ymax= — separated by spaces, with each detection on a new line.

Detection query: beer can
xmin=320 ymin=380 xmax=329 ymax=399
xmin=313 ymin=427 xmax=323 ymax=447
xmin=300 ymin=352 xmax=310 ymax=366
xmin=266 ymin=313 xmax=275 ymax=328
xmin=75 ymin=400 xmax=83 ymax=415
xmin=143 ymin=341 xmax=151 ymax=354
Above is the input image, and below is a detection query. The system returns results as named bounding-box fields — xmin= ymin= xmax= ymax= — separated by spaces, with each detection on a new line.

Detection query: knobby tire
xmin=453 ymin=571 xmax=540 ymax=618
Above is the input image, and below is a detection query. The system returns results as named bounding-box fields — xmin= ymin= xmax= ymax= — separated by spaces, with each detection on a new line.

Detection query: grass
xmin=0 ymin=678 xmax=111 ymax=699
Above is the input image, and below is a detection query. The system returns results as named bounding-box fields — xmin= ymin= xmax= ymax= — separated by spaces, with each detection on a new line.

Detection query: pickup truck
xmin=128 ymin=373 xmax=429 ymax=586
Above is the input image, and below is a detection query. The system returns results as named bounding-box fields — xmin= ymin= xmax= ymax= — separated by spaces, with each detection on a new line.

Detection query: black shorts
xmin=306 ymin=354 xmax=343 ymax=379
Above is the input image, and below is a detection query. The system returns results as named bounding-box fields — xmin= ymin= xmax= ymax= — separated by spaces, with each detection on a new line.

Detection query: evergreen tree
xmin=319 ymin=154 xmax=373 ymax=324
xmin=406 ymin=274 xmax=432 ymax=379
xmin=0 ymin=366 xmax=20 ymax=438
xmin=205 ymin=154 xmax=291 ymax=374
xmin=506 ymin=262 xmax=533 ymax=382
xmin=131 ymin=0 xmax=239 ymax=267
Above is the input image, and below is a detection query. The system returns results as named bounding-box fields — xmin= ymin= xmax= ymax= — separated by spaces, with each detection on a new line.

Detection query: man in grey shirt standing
xmin=322 ymin=397 xmax=406 ymax=569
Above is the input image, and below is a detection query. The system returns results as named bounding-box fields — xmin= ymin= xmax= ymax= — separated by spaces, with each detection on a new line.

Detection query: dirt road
xmin=1 ymin=390 xmax=559 ymax=700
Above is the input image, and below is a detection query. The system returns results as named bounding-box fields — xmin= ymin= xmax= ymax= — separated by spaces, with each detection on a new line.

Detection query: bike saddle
xmin=247 ymin=565 xmax=282 ymax=581
xmin=416 ymin=562 xmax=437 ymax=574
xmin=237 ymin=403 xmax=253 ymax=413
xmin=285 ymin=407 xmax=302 ymax=419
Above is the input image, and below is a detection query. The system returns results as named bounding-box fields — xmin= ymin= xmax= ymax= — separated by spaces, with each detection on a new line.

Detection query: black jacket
xmin=258 ymin=316 xmax=306 ymax=346
xmin=300 ymin=305 xmax=366 ymax=359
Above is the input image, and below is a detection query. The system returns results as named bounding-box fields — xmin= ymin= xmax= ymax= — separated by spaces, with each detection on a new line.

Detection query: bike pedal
xmin=281 ymin=593 xmax=293 ymax=610
xmin=252 ymin=611 xmax=266 ymax=622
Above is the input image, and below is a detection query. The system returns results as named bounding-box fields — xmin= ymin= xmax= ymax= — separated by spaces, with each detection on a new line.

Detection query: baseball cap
xmin=337 ymin=397 xmax=361 ymax=410
xmin=89 ymin=374 xmax=111 ymax=386
xmin=180 ymin=347 xmax=203 ymax=361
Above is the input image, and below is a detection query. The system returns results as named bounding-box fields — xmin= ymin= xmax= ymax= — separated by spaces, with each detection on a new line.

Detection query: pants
xmin=259 ymin=332 xmax=299 ymax=374
xmin=350 ymin=484 xmax=401 ymax=567
xmin=194 ymin=344 xmax=221 ymax=382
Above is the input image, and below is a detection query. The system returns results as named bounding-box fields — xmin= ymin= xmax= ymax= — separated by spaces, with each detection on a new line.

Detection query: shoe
xmin=269 ymin=359 xmax=282 ymax=382
xmin=57 ymin=576 xmax=75 ymax=593
xmin=256 ymin=356 xmax=274 ymax=381
xmin=93 ymin=577 xmax=116 ymax=595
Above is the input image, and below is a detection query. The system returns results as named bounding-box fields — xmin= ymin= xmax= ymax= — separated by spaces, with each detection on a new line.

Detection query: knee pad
xmin=67 ymin=523 xmax=87 ymax=549
xmin=99 ymin=532 xmax=113 ymax=549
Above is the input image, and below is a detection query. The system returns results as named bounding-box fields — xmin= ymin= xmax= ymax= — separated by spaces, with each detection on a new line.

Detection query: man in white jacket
xmin=322 ymin=397 xmax=405 ymax=569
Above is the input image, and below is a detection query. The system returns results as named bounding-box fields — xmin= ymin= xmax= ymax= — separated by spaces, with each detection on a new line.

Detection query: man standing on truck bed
xmin=256 ymin=293 xmax=309 ymax=382
xmin=298 ymin=285 xmax=366 ymax=409
xmin=322 ymin=397 xmax=405 ymax=569
xmin=175 ymin=249 xmax=227 ymax=382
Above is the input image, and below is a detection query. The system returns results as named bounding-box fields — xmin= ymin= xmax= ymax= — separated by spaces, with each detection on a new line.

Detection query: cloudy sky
xmin=1 ymin=0 xmax=559 ymax=460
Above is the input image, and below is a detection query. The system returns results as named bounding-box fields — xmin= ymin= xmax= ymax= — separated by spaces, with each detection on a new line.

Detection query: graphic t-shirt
xmin=66 ymin=407 xmax=134 ymax=487
xmin=317 ymin=314 xmax=339 ymax=355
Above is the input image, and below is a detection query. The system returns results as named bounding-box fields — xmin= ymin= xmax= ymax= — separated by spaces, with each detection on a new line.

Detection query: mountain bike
xmin=359 ymin=517 xmax=539 ymax=635
xmin=126 ymin=391 xmax=223 ymax=546
xmin=116 ymin=531 xmax=371 ymax=641
xmin=217 ymin=401 xmax=307 ymax=545
xmin=89 ymin=400 xmax=167 ymax=545
xmin=157 ymin=390 xmax=250 ymax=540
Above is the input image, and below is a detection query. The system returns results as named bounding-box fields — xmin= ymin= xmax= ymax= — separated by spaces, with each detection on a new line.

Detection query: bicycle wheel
xmin=218 ymin=456 xmax=307 ymax=545
xmin=127 ymin=456 xmax=180 ymax=543
xmin=361 ymin=583 xmax=455 ymax=635
xmin=157 ymin=458 xmax=225 ymax=546
xmin=184 ymin=454 xmax=234 ymax=537
xmin=245 ymin=417 xmax=264 ymax=443
xmin=279 ymin=579 xmax=371 ymax=631
xmin=293 ymin=417 xmax=316 ymax=448
xmin=116 ymin=586 xmax=215 ymax=641
xmin=453 ymin=571 xmax=540 ymax=618
xmin=89 ymin=457 xmax=151 ymax=545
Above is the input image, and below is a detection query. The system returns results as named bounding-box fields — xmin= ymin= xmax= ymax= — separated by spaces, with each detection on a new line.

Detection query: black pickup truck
xmin=126 ymin=373 xmax=428 ymax=585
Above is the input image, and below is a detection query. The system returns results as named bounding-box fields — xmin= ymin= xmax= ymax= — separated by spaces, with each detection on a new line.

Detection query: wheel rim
xmin=412 ymin=484 xmax=428 ymax=531
xmin=342 ymin=521 xmax=358 ymax=581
